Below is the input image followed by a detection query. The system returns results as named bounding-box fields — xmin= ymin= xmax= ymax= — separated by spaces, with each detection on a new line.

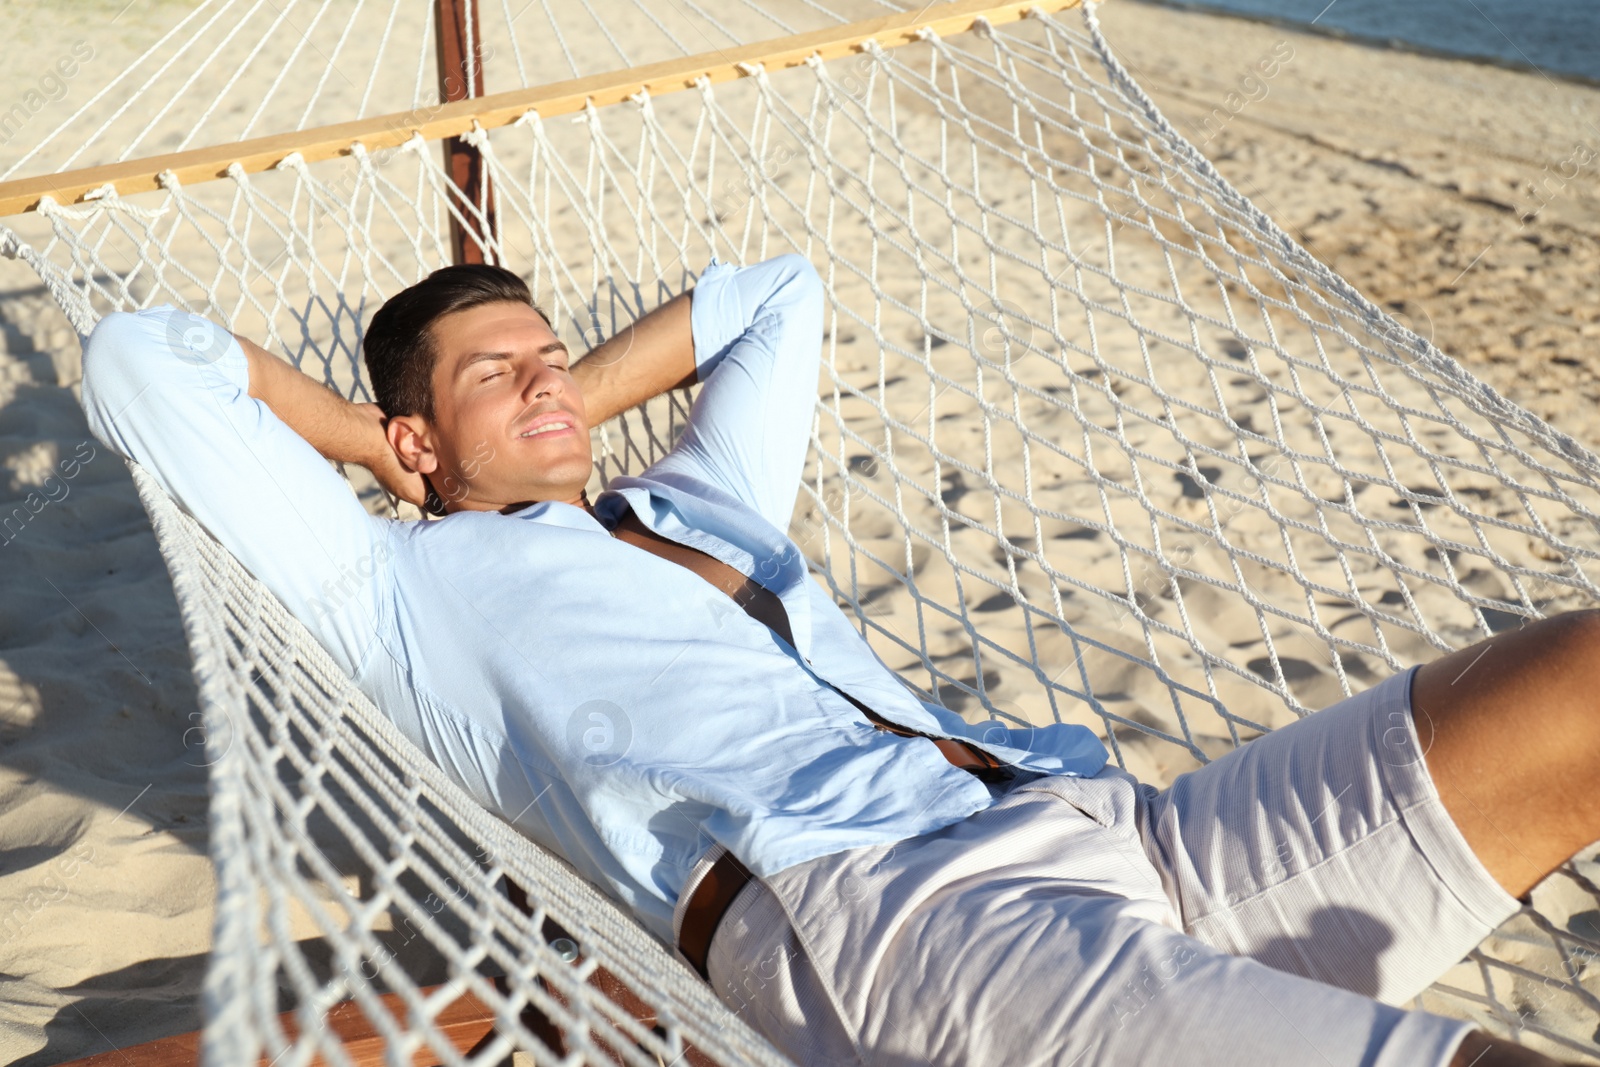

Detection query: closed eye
xmin=480 ymin=370 xmax=506 ymax=383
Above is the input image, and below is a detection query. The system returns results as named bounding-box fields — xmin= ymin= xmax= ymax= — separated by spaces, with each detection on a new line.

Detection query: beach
xmin=1 ymin=0 xmax=1598 ymax=1062
xmin=1100 ymin=2 xmax=1600 ymax=454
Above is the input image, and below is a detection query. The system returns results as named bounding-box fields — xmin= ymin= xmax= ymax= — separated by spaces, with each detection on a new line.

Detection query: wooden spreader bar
xmin=0 ymin=0 xmax=1084 ymax=218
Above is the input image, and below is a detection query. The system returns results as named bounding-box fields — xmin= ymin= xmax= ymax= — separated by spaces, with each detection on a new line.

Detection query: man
xmin=80 ymin=254 xmax=1597 ymax=1066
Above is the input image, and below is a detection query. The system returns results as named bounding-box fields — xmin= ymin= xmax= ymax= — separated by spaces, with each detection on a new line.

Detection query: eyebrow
xmin=454 ymin=341 xmax=569 ymax=381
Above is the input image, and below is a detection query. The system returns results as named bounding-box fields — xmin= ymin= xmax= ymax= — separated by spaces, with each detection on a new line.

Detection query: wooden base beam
xmin=53 ymin=985 xmax=501 ymax=1067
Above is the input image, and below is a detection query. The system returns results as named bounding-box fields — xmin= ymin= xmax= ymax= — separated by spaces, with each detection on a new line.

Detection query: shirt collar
xmin=503 ymin=497 xmax=612 ymax=533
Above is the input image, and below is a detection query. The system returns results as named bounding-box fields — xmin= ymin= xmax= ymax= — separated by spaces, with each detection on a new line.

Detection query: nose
xmin=521 ymin=357 xmax=564 ymax=404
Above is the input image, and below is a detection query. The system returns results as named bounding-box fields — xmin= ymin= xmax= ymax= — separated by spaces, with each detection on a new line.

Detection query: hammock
xmin=3 ymin=0 xmax=1598 ymax=1062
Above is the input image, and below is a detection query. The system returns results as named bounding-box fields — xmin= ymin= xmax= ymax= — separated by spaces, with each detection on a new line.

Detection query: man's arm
xmin=81 ymin=308 xmax=391 ymax=678
xmin=648 ymin=254 xmax=826 ymax=530
xmin=570 ymin=291 xmax=696 ymax=428
xmin=234 ymin=333 xmax=427 ymax=508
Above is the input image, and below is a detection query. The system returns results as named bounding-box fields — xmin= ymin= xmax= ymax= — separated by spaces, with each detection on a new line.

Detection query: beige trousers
xmin=676 ymin=666 xmax=1520 ymax=1066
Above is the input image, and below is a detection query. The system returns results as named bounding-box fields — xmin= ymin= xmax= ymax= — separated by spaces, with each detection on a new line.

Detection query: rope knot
xmin=36 ymin=186 xmax=171 ymax=221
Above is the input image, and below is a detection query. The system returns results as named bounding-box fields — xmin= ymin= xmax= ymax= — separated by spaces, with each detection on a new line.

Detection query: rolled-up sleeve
xmin=654 ymin=253 xmax=825 ymax=531
xmin=80 ymin=307 xmax=390 ymax=678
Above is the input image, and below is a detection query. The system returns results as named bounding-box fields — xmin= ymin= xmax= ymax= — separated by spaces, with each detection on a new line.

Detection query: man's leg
xmin=1127 ymin=610 xmax=1599 ymax=1066
xmin=1138 ymin=660 xmax=1525 ymax=1007
xmin=711 ymin=782 xmax=1483 ymax=1067
xmin=1410 ymin=608 xmax=1600 ymax=900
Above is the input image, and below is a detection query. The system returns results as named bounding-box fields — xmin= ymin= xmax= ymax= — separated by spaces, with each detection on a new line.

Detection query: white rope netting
xmin=3 ymin=1 xmax=1598 ymax=1062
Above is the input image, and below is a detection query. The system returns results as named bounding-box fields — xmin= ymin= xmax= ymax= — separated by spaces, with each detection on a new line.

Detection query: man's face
xmin=393 ymin=301 xmax=591 ymax=513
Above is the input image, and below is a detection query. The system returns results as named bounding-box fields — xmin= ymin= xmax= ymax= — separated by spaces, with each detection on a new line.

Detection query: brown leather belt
xmin=677 ymin=720 xmax=1014 ymax=981
xmin=677 ymin=848 xmax=757 ymax=982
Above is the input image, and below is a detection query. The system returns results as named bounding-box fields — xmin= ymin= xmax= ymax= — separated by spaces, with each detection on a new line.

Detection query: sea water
xmin=1147 ymin=0 xmax=1600 ymax=84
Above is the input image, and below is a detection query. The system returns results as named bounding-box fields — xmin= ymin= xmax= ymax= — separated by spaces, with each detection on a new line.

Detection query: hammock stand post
xmin=434 ymin=0 xmax=497 ymax=265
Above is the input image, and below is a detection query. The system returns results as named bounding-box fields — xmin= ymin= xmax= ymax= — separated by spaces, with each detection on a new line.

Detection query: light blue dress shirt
xmin=80 ymin=254 xmax=1108 ymax=943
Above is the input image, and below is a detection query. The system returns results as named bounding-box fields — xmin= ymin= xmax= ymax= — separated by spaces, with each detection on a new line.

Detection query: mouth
xmin=517 ymin=412 xmax=579 ymax=440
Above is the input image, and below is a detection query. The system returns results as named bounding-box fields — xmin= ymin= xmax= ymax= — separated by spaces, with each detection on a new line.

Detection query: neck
xmin=486 ymin=488 xmax=594 ymax=517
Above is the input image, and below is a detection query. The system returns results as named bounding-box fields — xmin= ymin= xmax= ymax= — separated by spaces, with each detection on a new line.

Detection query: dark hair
xmin=363 ymin=263 xmax=546 ymax=421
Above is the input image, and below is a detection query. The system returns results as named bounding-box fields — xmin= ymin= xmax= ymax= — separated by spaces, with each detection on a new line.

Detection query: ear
xmin=386 ymin=414 xmax=440 ymax=476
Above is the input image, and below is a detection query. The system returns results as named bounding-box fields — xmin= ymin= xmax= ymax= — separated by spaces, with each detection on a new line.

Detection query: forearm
xmin=571 ymin=290 xmax=696 ymax=426
xmin=237 ymin=334 xmax=385 ymax=469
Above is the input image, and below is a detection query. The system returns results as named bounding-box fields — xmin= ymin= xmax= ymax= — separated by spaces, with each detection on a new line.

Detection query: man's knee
xmin=1423 ymin=607 xmax=1600 ymax=702
xmin=1515 ymin=609 xmax=1600 ymax=699
xmin=1539 ymin=607 xmax=1600 ymax=650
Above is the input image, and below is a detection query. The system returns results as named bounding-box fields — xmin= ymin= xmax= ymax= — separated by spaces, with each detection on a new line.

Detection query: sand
xmin=1 ymin=0 xmax=1598 ymax=1062
xmin=1098 ymin=1 xmax=1600 ymax=451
